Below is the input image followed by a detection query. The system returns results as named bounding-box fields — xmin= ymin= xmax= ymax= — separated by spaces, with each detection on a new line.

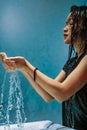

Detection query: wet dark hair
xmin=68 ymin=5 xmax=87 ymax=61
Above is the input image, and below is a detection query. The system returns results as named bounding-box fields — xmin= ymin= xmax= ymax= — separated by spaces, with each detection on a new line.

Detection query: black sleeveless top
xmin=62 ymin=53 xmax=87 ymax=130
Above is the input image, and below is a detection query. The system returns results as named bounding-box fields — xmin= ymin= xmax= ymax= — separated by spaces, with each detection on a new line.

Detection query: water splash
xmin=0 ymin=72 xmax=27 ymax=129
xmin=0 ymin=72 xmax=7 ymax=125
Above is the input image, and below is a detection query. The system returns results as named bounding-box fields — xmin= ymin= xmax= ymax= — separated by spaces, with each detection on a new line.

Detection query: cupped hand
xmin=0 ymin=52 xmax=26 ymax=71
xmin=8 ymin=56 xmax=27 ymax=71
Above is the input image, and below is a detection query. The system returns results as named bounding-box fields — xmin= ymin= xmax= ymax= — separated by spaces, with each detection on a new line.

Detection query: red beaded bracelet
xmin=34 ymin=68 xmax=38 ymax=81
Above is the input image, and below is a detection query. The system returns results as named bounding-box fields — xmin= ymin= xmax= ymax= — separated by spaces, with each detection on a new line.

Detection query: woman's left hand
xmin=0 ymin=52 xmax=26 ymax=71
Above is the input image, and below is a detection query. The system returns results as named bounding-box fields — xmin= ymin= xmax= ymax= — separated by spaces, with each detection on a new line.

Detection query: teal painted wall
xmin=0 ymin=0 xmax=86 ymax=125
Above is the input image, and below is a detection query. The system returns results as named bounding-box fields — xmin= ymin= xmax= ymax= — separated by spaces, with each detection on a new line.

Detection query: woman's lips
xmin=64 ymin=34 xmax=68 ymax=37
xmin=64 ymin=34 xmax=68 ymax=39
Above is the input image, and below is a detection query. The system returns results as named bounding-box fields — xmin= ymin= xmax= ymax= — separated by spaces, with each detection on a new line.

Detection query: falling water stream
xmin=0 ymin=71 xmax=27 ymax=130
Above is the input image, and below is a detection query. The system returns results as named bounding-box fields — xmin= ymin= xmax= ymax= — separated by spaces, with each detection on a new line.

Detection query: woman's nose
xmin=63 ymin=26 xmax=68 ymax=33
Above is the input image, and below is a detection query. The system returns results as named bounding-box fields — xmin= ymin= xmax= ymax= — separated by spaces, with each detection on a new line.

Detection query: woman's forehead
xmin=66 ymin=13 xmax=73 ymax=23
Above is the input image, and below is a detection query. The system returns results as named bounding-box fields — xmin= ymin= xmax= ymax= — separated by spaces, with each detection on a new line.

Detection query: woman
xmin=0 ymin=5 xmax=87 ymax=130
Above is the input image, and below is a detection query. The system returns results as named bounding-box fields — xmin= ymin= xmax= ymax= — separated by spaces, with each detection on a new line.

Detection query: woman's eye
xmin=70 ymin=23 xmax=73 ymax=26
xmin=67 ymin=23 xmax=73 ymax=27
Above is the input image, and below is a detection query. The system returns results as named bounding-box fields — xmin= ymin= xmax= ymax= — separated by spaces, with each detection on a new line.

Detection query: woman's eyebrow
xmin=66 ymin=17 xmax=73 ymax=24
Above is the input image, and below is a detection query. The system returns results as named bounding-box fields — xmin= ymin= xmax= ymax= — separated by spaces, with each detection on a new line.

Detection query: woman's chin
xmin=64 ymin=39 xmax=71 ymax=44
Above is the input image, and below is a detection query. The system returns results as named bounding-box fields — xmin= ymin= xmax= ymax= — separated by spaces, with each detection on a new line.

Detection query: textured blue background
xmin=0 ymin=0 xmax=86 ymax=125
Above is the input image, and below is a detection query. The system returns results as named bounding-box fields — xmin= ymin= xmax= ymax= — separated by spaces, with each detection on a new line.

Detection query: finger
xmin=3 ymin=59 xmax=15 ymax=66
xmin=0 ymin=52 xmax=7 ymax=60
xmin=4 ymin=65 xmax=16 ymax=72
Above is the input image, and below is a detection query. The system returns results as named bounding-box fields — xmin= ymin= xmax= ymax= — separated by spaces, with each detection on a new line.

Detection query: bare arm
xmin=21 ymin=69 xmax=54 ymax=102
xmin=20 ymin=56 xmax=87 ymax=102
xmin=0 ymin=52 xmax=66 ymax=102
xmin=1 ymin=52 xmax=87 ymax=102
xmin=20 ymin=64 xmax=66 ymax=102
xmin=55 ymin=70 xmax=66 ymax=82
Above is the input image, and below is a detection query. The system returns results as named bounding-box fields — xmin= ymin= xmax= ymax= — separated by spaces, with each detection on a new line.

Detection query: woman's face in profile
xmin=63 ymin=13 xmax=73 ymax=44
xmin=63 ymin=12 xmax=83 ymax=45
